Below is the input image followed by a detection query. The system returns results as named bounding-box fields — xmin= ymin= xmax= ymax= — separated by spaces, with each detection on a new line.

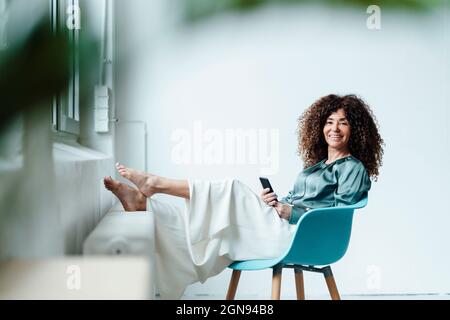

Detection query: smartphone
xmin=259 ymin=177 xmax=275 ymax=194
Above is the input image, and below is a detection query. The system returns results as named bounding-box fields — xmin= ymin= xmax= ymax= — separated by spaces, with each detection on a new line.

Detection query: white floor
xmin=180 ymin=293 xmax=450 ymax=300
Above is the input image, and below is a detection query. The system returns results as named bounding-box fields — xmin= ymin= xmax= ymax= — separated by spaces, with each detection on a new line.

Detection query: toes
xmin=116 ymin=163 xmax=123 ymax=171
xmin=104 ymin=180 xmax=112 ymax=190
xmin=115 ymin=163 xmax=128 ymax=177
xmin=104 ymin=176 xmax=121 ymax=191
xmin=116 ymin=162 xmax=126 ymax=170
xmin=118 ymin=169 xmax=127 ymax=177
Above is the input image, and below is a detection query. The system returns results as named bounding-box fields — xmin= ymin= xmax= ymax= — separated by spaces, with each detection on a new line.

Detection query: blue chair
xmin=226 ymin=196 xmax=368 ymax=300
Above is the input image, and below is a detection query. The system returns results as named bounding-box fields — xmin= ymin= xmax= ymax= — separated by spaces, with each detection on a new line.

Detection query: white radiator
xmin=83 ymin=202 xmax=155 ymax=256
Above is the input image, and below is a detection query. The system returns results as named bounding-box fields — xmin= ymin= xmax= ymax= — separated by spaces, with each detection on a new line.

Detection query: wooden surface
xmin=271 ymin=268 xmax=282 ymax=300
xmin=294 ymin=269 xmax=305 ymax=300
xmin=226 ymin=270 xmax=241 ymax=300
xmin=325 ymin=274 xmax=341 ymax=300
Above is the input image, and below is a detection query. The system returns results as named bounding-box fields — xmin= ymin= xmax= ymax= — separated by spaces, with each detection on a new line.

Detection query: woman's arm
xmin=334 ymin=162 xmax=371 ymax=206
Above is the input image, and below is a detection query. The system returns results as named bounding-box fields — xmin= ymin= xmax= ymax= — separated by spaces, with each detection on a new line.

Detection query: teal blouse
xmin=280 ymin=155 xmax=371 ymax=224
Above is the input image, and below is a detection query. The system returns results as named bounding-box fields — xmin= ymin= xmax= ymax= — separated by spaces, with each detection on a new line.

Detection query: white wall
xmin=115 ymin=2 xmax=450 ymax=296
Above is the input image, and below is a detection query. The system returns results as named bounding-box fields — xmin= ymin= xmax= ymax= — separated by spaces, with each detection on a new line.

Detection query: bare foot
xmin=115 ymin=163 xmax=160 ymax=197
xmin=104 ymin=176 xmax=146 ymax=211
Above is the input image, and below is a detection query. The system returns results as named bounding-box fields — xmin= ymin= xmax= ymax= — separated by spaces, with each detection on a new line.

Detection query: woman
xmin=104 ymin=94 xmax=384 ymax=299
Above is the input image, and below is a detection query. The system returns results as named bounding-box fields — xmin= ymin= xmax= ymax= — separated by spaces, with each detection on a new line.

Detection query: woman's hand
xmin=260 ymin=188 xmax=292 ymax=220
xmin=273 ymin=202 xmax=292 ymax=221
xmin=261 ymin=188 xmax=278 ymax=206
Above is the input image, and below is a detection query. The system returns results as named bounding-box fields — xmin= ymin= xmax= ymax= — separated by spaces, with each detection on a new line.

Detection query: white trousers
xmin=148 ymin=179 xmax=296 ymax=299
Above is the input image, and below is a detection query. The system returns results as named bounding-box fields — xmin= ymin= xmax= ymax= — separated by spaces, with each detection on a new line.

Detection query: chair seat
xmin=229 ymin=257 xmax=282 ymax=270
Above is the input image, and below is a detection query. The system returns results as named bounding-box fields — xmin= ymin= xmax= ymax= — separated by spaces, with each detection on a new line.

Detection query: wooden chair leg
xmin=294 ymin=268 xmax=305 ymax=300
xmin=226 ymin=270 xmax=241 ymax=300
xmin=323 ymin=267 xmax=341 ymax=300
xmin=271 ymin=266 xmax=283 ymax=300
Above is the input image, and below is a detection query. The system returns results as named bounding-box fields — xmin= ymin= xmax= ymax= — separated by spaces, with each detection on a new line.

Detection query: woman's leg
xmin=115 ymin=163 xmax=190 ymax=199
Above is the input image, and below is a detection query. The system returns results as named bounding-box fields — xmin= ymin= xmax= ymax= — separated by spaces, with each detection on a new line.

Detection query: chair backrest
xmin=281 ymin=196 xmax=368 ymax=266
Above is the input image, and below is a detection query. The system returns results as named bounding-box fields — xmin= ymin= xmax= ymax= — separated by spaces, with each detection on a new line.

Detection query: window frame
xmin=50 ymin=0 xmax=80 ymax=135
xmin=0 ymin=0 xmax=8 ymax=51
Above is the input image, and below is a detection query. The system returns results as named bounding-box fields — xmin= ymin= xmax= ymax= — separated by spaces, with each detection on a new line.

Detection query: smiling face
xmin=323 ymin=108 xmax=351 ymax=152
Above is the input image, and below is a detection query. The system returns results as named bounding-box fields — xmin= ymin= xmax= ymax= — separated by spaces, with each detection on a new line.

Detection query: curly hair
xmin=297 ymin=94 xmax=384 ymax=180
